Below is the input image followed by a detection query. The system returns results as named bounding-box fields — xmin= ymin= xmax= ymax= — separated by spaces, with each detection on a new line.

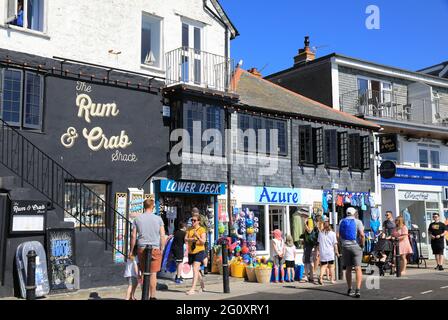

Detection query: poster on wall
xmin=114 ymin=193 xmax=127 ymax=264
xmin=46 ymin=228 xmax=76 ymax=293
xmin=218 ymin=199 xmax=229 ymax=223
xmin=128 ymin=188 xmax=144 ymax=220
xmin=10 ymin=200 xmax=47 ymax=234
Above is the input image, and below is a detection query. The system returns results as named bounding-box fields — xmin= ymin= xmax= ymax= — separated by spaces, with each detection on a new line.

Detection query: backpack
xmin=339 ymin=218 xmax=357 ymax=241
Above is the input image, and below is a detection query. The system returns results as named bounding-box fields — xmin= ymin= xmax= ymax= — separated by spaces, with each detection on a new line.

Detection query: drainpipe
xmin=226 ymin=108 xmax=233 ymax=232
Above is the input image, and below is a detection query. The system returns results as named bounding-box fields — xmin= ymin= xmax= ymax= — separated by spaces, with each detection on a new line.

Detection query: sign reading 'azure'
xmin=256 ymin=187 xmax=301 ymax=204
xmin=160 ymin=180 xmax=226 ymax=195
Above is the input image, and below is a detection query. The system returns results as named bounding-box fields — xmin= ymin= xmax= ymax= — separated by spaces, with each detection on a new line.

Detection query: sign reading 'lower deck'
xmin=160 ymin=180 xmax=226 ymax=195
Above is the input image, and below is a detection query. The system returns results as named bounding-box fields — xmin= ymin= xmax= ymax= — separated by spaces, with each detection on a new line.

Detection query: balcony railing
xmin=340 ymin=89 xmax=448 ymax=126
xmin=165 ymin=47 xmax=235 ymax=93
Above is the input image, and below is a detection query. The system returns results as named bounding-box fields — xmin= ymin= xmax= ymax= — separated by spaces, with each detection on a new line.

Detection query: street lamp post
xmin=331 ymin=181 xmax=339 ymax=281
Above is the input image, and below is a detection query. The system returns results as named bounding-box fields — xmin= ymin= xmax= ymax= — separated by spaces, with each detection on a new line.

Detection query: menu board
xmin=46 ymin=228 xmax=76 ymax=293
xmin=113 ymin=193 xmax=127 ymax=263
xmin=128 ymin=188 xmax=144 ymax=220
xmin=10 ymin=200 xmax=47 ymax=234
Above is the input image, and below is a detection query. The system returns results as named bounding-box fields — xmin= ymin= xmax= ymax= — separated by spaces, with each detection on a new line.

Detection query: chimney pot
xmin=294 ymin=36 xmax=315 ymax=67
xmin=248 ymin=68 xmax=262 ymax=78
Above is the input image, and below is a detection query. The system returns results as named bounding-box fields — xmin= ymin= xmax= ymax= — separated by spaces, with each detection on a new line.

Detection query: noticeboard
xmin=10 ymin=200 xmax=47 ymax=234
xmin=46 ymin=228 xmax=77 ymax=293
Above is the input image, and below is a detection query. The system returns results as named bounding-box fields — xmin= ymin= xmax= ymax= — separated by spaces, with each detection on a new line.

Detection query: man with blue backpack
xmin=337 ymin=207 xmax=365 ymax=298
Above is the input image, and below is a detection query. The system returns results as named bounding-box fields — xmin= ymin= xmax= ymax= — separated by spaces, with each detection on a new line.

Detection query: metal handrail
xmin=165 ymin=47 xmax=235 ymax=92
xmin=0 ymin=118 xmax=132 ymax=258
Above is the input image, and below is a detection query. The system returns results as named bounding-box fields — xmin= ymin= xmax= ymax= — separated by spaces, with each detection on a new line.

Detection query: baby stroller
xmin=373 ymin=234 xmax=395 ymax=276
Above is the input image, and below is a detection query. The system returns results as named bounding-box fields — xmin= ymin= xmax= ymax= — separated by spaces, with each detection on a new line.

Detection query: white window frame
xmin=1 ymin=68 xmax=23 ymax=127
xmin=23 ymin=71 xmax=43 ymax=130
xmin=181 ymin=17 xmax=205 ymax=51
xmin=6 ymin=0 xmax=47 ymax=33
xmin=141 ymin=12 xmax=163 ymax=70
xmin=418 ymin=147 xmax=441 ymax=169
xmin=357 ymin=76 xmax=393 ymax=103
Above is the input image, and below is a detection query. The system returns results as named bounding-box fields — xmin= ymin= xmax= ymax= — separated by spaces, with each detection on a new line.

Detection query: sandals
xmin=186 ymin=290 xmax=196 ymax=295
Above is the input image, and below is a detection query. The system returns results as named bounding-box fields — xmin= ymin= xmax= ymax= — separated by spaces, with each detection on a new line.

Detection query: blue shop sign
xmin=255 ymin=187 xmax=301 ymax=205
xmin=382 ymin=168 xmax=448 ymax=187
xmin=160 ymin=179 xmax=226 ymax=195
xmin=381 ymin=183 xmax=396 ymax=190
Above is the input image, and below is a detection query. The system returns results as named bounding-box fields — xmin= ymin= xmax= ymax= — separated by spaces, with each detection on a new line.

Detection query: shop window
xmin=238 ymin=114 xmax=287 ymax=156
xmin=141 ymin=13 xmax=162 ymax=68
xmin=7 ymin=0 xmax=45 ymax=32
xmin=362 ymin=135 xmax=370 ymax=170
xmin=338 ymin=131 xmax=348 ymax=168
xmin=184 ymin=101 xmax=224 ymax=155
xmin=324 ymin=129 xmax=338 ymax=168
xmin=348 ymin=133 xmax=362 ymax=170
xmin=1 ymin=69 xmax=43 ymax=130
xmin=64 ymin=182 xmax=108 ymax=227
xmin=299 ymin=125 xmax=313 ymax=164
xmin=242 ymin=205 xmax=266 ymax=251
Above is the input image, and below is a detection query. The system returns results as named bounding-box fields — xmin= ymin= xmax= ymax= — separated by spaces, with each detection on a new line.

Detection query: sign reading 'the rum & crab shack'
xmin=60 ymin=81 xmax=138 ymax=163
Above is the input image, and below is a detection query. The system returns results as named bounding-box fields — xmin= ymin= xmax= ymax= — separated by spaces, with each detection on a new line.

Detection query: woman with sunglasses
xmin=185 ymin=209 xmax=207 ymax=295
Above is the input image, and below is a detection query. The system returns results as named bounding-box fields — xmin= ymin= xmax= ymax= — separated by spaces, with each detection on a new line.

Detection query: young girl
xmin=124 ymin=247 xmax=139 ymax=300
xmin=284 ymin=235 xmax=297 ymax=282
xmin=271 ymin=229 xmax=285 ymax=283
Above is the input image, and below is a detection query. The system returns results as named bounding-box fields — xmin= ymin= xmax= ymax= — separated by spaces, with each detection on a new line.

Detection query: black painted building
xmin=0 ymin=49 xmax=169 ymax=296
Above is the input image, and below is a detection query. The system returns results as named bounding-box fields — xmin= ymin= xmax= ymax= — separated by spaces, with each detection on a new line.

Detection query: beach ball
xmin=246 ymin=219 xmax=254 ymax=227
xmin=246 ymin=227 xmax=254 ymax=235
xmin=218 ymin=224 xmax=225 ymax=234
xmin=235 ymin=245 xmax=241 ymax=253
xmin=241 ymin=246 xmax=249 ymax=255
xmin=239 ymin=211 xmax=246 ymax=217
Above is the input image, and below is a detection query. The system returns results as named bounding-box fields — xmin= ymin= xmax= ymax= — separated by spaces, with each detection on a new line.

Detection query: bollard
xmin=141 ymin=245 xmax=153 ymax=300
xmin=26 ymin=250 xmax=37 ymax=300
xmin=394 ymin=239 xmax=401 ymax=278
xmin=222 ymin=241 xmax=230 ymax=294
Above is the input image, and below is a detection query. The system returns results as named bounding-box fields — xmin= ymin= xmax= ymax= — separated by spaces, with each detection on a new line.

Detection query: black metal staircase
xmin=0 ymin=118 xmax=131 ymax=258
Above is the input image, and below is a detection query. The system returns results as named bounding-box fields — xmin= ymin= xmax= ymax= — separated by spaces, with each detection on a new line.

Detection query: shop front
xmin=153 ymin=179 xmax=226 ymax=243
xmin=381 ymin=168 xmax=448 ymax=260
xmin=231 ymin=185 xmax=322 ymax=258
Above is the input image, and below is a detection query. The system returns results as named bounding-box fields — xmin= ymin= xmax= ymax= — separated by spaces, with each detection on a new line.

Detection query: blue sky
xmin=221 ymin=0 xmax=448 ymax=76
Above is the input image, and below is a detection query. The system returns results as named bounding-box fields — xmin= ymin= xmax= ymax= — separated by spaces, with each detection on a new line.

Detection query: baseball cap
xmin=346 ymin=207 xmax=357 ymax=216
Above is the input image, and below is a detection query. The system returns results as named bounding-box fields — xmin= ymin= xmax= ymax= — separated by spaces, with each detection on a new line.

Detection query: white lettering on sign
xmin=82 ymin=127 xmax=132 ymax=151
xmin=111 ymin=150 xmax=138 ymax=162
xmin=76 ymin=94 xmax=120 ymax=124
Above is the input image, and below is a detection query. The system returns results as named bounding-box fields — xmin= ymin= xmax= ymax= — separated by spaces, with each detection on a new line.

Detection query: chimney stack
xmin=248 ymin=67 xmax=262 ymax=78
xmin=294 ymin=36 xmax=316 ymax=66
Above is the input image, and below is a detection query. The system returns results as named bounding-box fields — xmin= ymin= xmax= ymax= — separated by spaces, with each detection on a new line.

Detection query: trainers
xmin=347 ymin=288 xmax=353 ymax=296
xmin=439 ymin=265 xmax=444 ymax=271
xmin=175 ymin=278 xmax=182 ymax=284
xmin=354 ymin=289 xmax=361 ymax=298
xmin=435 ymin=265 xmax=440 ymax=270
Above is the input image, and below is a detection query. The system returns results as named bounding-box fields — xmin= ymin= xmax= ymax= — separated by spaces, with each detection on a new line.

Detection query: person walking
xmin=185 ymin=209 xmax=207 ymax=295
xmin=284 ymin=235 xmax=297 ymax=282
xmin=172 ymin=221 xmax=187 ymax=284
xmin=338 ymin=207 xmax=365 ymax=298
xmin=300 ymin=219 xmax=318 ymax=283
xmin=392 ymin=216 xmax=413 ymax=275
xmin=129 ymin=197 xmax=166 ymax=300
xmin=271 ymin=229 xmax=286 ymax=283
xmin=428 ymin=212 xmax=446 ymax=271
xmin=123 ymin=246 xmax=139 ymax=300
xmin=317 ymin=217 xmax=339 ymax=285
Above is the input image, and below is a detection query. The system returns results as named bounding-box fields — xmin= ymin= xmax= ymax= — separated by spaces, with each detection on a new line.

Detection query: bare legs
xmin=186 ymin=261 xmax=202 ymax=294
xmin=345 ymin=266 xmax=362 ymax=290
xmin=400 ymin=254 xmax=408 ymax=275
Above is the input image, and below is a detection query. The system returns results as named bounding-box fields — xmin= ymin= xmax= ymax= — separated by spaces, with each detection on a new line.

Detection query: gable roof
xmin=418 ymin=61 xmax=448 ymax=79
xmin=207 ymin=0 xmax=239 ymax=39
xmin=233 ymin=68 xmax=379 ymax=130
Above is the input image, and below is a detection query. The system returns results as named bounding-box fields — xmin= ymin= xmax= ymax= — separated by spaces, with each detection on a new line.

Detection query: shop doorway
xmin=269 ymin=206 xmax=286 ymax=236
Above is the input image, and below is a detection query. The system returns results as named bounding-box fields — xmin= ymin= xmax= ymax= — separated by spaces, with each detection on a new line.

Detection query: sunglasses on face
xmin=192 ymin=219 xmax=198 ymax=222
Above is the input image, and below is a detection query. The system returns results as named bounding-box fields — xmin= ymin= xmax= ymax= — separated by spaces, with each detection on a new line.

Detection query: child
xmin=172 ymin=222 xmax=187 ymax=284
xmin=124 ymin=247 xmax=139 ymax=300
xmin=284 ymin=235 xmax=297 ymax=282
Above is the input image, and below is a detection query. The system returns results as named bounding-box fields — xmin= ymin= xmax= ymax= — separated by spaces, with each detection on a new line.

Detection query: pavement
xmin=2 ymin=262 xmax=447 ymax=301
